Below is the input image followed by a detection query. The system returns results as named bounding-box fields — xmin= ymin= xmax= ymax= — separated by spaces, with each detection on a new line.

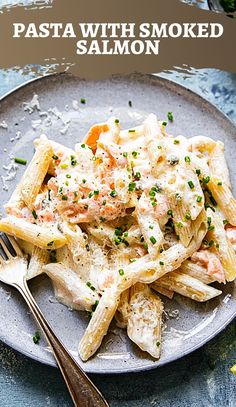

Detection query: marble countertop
xmin=0 ymin=67 xmax=235 ymax=407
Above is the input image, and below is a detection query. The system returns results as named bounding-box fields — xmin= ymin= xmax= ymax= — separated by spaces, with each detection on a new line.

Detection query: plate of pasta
xmin=0 ymin=72 xmax=235 ymax=373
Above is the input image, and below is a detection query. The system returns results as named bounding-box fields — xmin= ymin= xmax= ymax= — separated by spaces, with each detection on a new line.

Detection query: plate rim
xmin=0 ymin=71 xmax=235 ymax=374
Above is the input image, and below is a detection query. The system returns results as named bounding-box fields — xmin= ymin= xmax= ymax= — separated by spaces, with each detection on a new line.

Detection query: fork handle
xmin=16 ymin=281 xmax=109 ymax=407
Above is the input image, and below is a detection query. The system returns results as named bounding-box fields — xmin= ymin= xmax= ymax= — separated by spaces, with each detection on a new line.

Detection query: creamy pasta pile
xmin=1 ymin=113 xmax=236 ymax=361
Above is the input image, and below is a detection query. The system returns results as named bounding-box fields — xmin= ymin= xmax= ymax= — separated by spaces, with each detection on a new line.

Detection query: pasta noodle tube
xmin=115 ymin=289 xmax=130 ymax=328
xmin=27 ymin=246 xmax=50 ymax=280
xmin=127 ymin=283 xmax=163 ymax=359
xmin=20 ymin=136 xmax=53 ymax=210
xmin=208 ymin=176 xmax=236 ymax=226
xmin=206 ymin=208 xmax=236 ymax=282
xmin=44 ymin=263 xmax=100 ymax=312
xmin=78 ymin=220 xmax=207 ymax=361
xmin=118 ymin=218 xmax=207 ymax=290
xmin=178 ymin=260 xmax=215 ymax=284
xmin=0 ymin=216 xmax=67 ymax=250
xmin=209 ymin=141 xmax=231 ymax=189
xmin=79 ymin=286 xmax=120 ymax=361
xmin=152 ymin=272 xmax=222 ymax=302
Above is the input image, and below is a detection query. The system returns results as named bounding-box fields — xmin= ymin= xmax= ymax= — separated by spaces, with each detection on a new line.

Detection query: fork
xmin=0 ymin=234 xmax=109 ymax=407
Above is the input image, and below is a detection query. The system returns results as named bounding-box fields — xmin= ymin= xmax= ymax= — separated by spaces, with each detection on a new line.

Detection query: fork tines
xmin=0 ymin=234 xmax=22 ymax=260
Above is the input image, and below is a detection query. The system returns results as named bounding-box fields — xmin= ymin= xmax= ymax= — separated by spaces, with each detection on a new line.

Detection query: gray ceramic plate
xmin=0 ymin=73 xmax=235 ymax=374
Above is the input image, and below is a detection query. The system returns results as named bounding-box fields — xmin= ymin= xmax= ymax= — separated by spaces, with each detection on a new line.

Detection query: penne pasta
xmin=2 ymin=115 xmax=235 ymax=364
xmin=0 ymin=216 xmax=67 ymax=249
xmin=20 ymin=136 xmax=53 ymax=210
xmin=127 ymin=283 xmax=163 ymax=358
xmin=44 ymin=263 xmax=100 ymax=312
xmin=209 ymin=141 xmax=231 ymax=189
xmin=152 ymin=271 xmax=222 ymax=302
xmin=78 ymin=286 xmax=120 ymax=360
xmin=136 ymin=193 xmax=163 ymax=257
xmin=207 ymin=176 xmax=236 ymax=225
xmin=206 ymin=208 xmax=236 ymax=282
xmin=27 ymin=246 xmax=50 ymax=280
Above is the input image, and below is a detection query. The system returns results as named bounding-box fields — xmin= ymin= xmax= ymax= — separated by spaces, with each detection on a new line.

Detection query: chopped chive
xmin=99 ymin=217 xmax=106 ymax=222
xmin=150 ymin=236 xmax=157 ymax=245
xmin=61 ymin=195 xmax=68 ymax=200
xmin=128 ymin=100 xmax=132 ymax=107
xmin=52 ymin=154 xmax=58 ymax=160
xmin=60 ymin=163 xmax=68 ymax=169
xmin=132 ymin=151 xmax=138 ymax=158
xmin=208 ymin=225 xmax=215 ymax=231
xmin=196 ymin=169 xmax=201 ymax=176
xmin=130 ymin=258 xmax=136 ymax=263
xmin=197 ymin=196 xmax=202 ymax=203
xmin=102 ymin=199 xmax=107 ymax=206
xmin=167 ymin=112 xmax=174 ymax=122
xmin=33 ymin=331 xmax=41 ymax=345
xmin=88 ymin=192 xmax=94 ymax=198
xmin=115 ymin=119 xmax=119 ymax=124
xmin=115 ymin=228 xmax=123 ymax=236
xmin=128 ymin=129 xmax=136 ymax=133
xmin=32 ymin=210 xmax=38 ymax=220
xmin=82 ymin=179 xmax=86 ymax=183
xmin=70 ymin=155 xmax=77 ymax=166
xmin=159 ymin=261 xmax=164 ymax=266
xmin=188 ymin=180 xmax=194 ymax=189
xmin=151 ymin=201 xmax=157 ymax=207
xmin=14 ymin=157 xmax=27 ymax=165
xmin=149 ymin=225 xmax=154 ymax=230
xmin=85 ymin=244 xmax=90 ymax=252
xmin=167 ymin=210 xmax=173 ymax=217
xmin=119 ymin=269 xmax=124 ymax=276
xmin=135 ymin=172 xmax=141 ymax=179
xmin=86 ymin=281 xmax=96 ymax=291
xmin=128 ymin=182 xmax=136 ymax=192
xmin=174 ymin=139 xmax=179 ymax=145
xmin=156 ymin=341 xmax=160 ymax=347
xmin=217 ymin=181 xmax=223 ymax=186
xmin=80 ymin=98 xmax=86 ymax=104
xmin=84 ymin=204 xmax=89 ymax=210
xmin=74 ymin=191 xmax=78 ymax=197
xmin=149 ymin=190 xmax=156 ymax=197
xmin=93 ymin=190 xmax=99 ymax=195
xmin=91 ymin=300 xmax=99 ymax=312
xmin=48 ymin=189 xmax=51 ymax=201
xmin=66 ymin=174 xmax=71 ymax=178
xmin=203 ymin=176 xmax=210 ymax=184
xmin=123 ymin=152 xmax=128 ymax=158
xmin=223 ymin=219 xmax=229 ymax=225
xmin=47 ymin=241 xmax=54 ymax=247
xmin=176 ymin=222 xmax=183 ymax=228
xmin=110 ymin=189 xmax=117 ymax=197
xmin=162 ymin=121 xmax=167 ymax=127
xmin=185 ymin=156 xmax=191 ymax=164
xmin=123 ymin=231 xmax=128 ymax=237
xmin=114 ymin=237 xmax=122 ymax=245
xmin=185 ymin=212 xmax=191 ymax=221
xmin=143 ymin=243 xmax=148 ymax=250
xmin=81 ymin=144 xmax=86 ymax=148
xmin=157 ymin=145 xmax=162 ymax=149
